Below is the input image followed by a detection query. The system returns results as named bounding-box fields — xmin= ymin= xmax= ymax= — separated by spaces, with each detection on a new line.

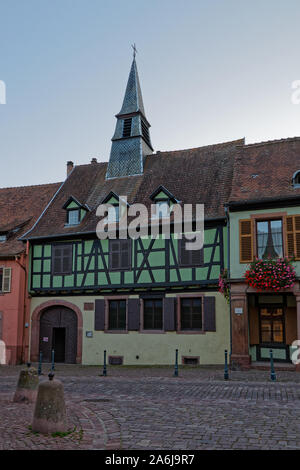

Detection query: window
xmin=0 ymin=234 xmax=7 ymax=242
xmin=109 ymin=239 xmax=131 ymax=270
xmin=122 ymin=118 xmax=132 ymax=138
xmin=108 ymin=300 xmax=126 ymax=330
xmin=260 ymin=307 xmax=284 ymax=344
xmin=256 ymin=219 xmax=283 ymax=258
xmin=178 ymin=236 xmax=204 ymax=266
xmin=143 ymin=299 xmax=163 ymax=330
xmin=52 ymin=244 xmax=73 ymax=275
xmin=153 ymin=200 xmax=170 ymax=219
xmin=67 ymin=209 xmax=80 ymax=225
xmin=180 ymin=298 xmax=202 ymax=330
xmin=293 ymin=170 xmax=300 ymax=187
xmin=108 ymin=205 xmax=119 ymax=223
xmin=0 ymin=267 xmax=11 ymax=293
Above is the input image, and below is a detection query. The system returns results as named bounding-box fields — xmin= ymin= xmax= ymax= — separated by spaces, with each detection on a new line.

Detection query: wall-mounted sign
xmin=43 ymin=337 xmax=48 ymax=342
xmin=86 ymin=331 xmax=93 ymax=338
xmin=235 ymin=308 xmax=243 ymax=315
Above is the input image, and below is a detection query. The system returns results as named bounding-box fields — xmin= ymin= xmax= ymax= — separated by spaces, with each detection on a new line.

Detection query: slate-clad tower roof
xmin=106 ymin=58 xmax=153 ymax=179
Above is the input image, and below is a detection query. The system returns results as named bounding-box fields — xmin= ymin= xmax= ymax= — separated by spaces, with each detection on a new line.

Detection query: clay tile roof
xmin=24 ymin=138 xmax=244 ymax=240
xmin=0 ymin=182 xmax=61 ymax=256
xmin=229 ymin=137 xmax=300 ymax=204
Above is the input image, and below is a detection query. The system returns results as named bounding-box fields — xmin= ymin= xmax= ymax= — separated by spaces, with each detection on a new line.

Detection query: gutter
xmin=224 ymin=204 xmax=232 ymax=362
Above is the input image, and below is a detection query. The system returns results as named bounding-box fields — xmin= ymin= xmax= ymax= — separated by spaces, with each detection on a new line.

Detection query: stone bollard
xmin=13 ymin=363 xmax=39 ymax=403
xmin=31 ymin=372 xmax=67 ymax=434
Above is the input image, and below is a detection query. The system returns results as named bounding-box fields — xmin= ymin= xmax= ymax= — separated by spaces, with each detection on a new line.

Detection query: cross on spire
xmin=131 ymin=43 xmax=137 ymax=59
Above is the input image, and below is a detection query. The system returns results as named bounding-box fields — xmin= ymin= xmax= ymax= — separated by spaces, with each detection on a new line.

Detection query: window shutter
xmin=2 ymin=268 xmax=11 ymax=293
xmin=286 ymin=216 xmax=295 ymax=258
xmin=163 ymin=297 xmax=176 ymax=331
xmin=203 ymin=296 xmax=216 ymax=332
xmin=95 ymin=299 xmax=106 ymax=330
xmin=239 ymin=219 xmax=253 ymax=263
xmin=286 ymin=215 xmax=300 ymax=260
xmin=128 ymin=299 xmax=140 ymax=330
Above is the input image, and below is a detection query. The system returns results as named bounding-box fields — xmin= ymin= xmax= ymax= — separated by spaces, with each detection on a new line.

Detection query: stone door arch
xmin=39 ymin=306 xmax=78 ymax=363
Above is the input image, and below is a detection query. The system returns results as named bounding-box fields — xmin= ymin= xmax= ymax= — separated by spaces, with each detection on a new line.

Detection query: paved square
xmin=1 ymin=365 xmax=300 ymax=450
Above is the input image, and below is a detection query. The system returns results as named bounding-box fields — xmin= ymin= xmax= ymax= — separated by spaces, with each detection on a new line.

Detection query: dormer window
xmin=108 ymin=205 xmax=119 ymax=223
xmin=154 ymin=200 xmax=170 ymax=219
xmin=67 ymin=209 xmax=80 ymax=225
xmin=293 ymin=170 xmax=300 ymax=187
xmin=63 ymin=196 xmax=89 ymax=227
xmin=150 ymin=185 xmax=179 ymax=220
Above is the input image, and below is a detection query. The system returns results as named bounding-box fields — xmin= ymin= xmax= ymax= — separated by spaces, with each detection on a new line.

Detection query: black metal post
xmin=174 ymin=349 xmax=179 ymax=377
xmin=51 ymin=349 xmax=55 ymax=371
xmin=103 ymin=350 xmax=107 ymax=377
xmin=224 ymin=349 xmax=229 ymax=380
xmin=38 ymin=352 xmax=43 ymax=375
xmin=270 ymin=349 xmax=276 ymax=381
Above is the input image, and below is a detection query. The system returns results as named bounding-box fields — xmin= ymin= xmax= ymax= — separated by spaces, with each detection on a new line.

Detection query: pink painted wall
xmin=0 ymin=255 xmax=29 ymax=365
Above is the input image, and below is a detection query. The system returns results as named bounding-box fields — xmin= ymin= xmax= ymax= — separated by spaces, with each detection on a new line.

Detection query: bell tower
xmin=106 ymin=51 xmax=153 ymax=179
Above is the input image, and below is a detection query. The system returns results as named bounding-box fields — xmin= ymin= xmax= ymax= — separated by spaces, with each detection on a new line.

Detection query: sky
xmin=1 ymin=0 xmax=300 ymax=187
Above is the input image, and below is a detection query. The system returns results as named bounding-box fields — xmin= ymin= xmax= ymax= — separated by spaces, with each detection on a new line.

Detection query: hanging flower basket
xmin=244 ymin=257 xmax=296 ymax=292
xmin=219 ymin=269 xmax=230 ymax=303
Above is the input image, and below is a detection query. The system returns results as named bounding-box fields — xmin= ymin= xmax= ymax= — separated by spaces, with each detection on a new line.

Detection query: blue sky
xmin=1 ymin=0 xmax=300 ymax=187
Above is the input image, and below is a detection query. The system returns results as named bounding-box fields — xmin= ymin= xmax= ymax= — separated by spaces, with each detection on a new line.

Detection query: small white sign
xmin=86 ymin=331 xmax=93 ymax=338
xmin=43 ymin=337 xmax=48 ymax=342
xmin=235 ymin=307 xmax=243 ymax=315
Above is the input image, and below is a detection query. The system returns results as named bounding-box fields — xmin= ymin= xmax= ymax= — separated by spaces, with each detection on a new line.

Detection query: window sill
xmin=140 ymin=329 xmax=166 ymax=334
xmin=104 ymin=329 xmax=128 ymax=334
xmin=176 ymin=330 xmax=205 ymax=335
xmin=64 ymin=223 xmax=80 ymax=227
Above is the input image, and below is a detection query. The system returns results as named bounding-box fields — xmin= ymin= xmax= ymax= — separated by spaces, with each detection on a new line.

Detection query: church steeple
xmin=106 ymin=54 xmax=153 ymax=179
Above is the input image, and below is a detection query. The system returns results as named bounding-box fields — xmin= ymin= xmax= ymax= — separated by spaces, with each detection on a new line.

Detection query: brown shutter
xmin=286 ymin=216 xmax=295 ymax=258
xmin=163 ymin=297 xmax=176 ymax=331
xmin=127 ymin=299 xmax=140 ymax=330
xmin=239 ymin=219 xmax=253 ymax=263
xmin=2 ymin=268 xmax=11 ymax=293
xmin=203 ymin=296 xmax=216 ymax=332
xmin=95 ymin=299 xmax=105 ymax=330
xmin=286 ymin=215 xmax=300 ymax=260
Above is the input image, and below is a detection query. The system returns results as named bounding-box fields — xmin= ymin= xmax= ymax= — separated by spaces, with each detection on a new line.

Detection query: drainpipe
xmin=225 ymin=205 xmax=232 ymax=360
xmin=15 ymin=240 xmax=29 ymax=364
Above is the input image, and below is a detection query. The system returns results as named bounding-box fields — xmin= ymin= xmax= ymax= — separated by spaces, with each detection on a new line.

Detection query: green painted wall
xmin=230 ymin=207 xmax=300 ymax=278
xmin=30 ymin=226 xmax=226 ymax=292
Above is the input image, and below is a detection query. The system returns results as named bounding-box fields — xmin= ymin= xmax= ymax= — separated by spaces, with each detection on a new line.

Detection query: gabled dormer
xmin=150 ymin=185 xmax=179 ymax=219
xmin=100 ymin=191 xmax=129 ymax=223
xmin=63 ymin=196 xmax=89 ymax=226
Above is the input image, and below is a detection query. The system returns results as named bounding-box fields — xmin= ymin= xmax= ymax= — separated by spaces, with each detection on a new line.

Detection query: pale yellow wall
xmin=30 ymin=292 xmax=230 ymax=365
xmin=230 ymin=207 xmax=300 ymax=278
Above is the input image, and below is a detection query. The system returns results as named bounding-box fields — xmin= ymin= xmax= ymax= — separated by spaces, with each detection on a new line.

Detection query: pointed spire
xmin=106 ymin=53 xmax=153 ymax=180
xmin=117 ymin=58 xmax=145 ymax=117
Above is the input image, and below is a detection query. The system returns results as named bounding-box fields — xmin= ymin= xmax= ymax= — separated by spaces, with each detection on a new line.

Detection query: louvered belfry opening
xmin=122 ymin=118 xmax=132 ymax=138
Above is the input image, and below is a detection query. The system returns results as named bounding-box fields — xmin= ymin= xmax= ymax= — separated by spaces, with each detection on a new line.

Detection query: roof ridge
xmin=0 ymin=181 xmax=62 ymax=191
xmin=240 ymin=136 xmax=300 ymax=149
xmin=153 ymin=138 xmax=245 ymax=155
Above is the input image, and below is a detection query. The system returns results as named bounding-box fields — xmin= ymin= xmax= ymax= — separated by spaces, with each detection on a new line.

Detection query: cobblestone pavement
xmin=1 ymin=365 xmax=300 ymax=450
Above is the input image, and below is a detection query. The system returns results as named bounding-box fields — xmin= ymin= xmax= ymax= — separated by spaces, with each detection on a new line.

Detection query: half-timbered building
xmin=228 ymin=138 xmax=300 ymax=369
xmin=22 ymin=57 xmax=244 ymax=365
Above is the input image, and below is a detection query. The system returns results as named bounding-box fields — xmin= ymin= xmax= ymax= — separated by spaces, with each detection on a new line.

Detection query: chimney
xmin=67 ymin=161 xmax=74 ymax=177
xmin=91 ymin=157 xmax=98 ymax=164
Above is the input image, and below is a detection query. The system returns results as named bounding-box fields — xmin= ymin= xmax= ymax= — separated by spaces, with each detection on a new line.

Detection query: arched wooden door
xmin=39 ymin=306 xmax=77 ymax=363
